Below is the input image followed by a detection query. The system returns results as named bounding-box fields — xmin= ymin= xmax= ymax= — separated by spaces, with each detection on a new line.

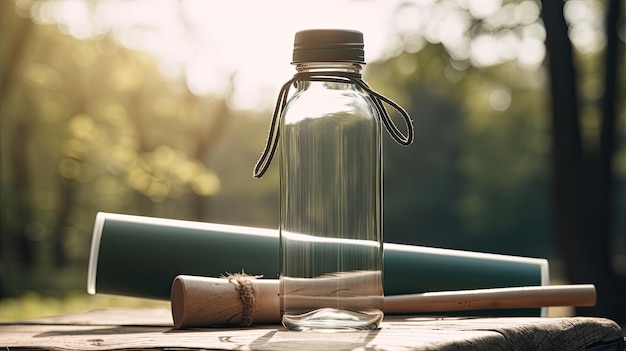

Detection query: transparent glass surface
xmin=279 ymin=64 xmax=384 ymax=331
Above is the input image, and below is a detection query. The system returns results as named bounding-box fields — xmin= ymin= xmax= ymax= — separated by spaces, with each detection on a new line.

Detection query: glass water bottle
xmin=253 ymin=29 xmax=413 ymax=332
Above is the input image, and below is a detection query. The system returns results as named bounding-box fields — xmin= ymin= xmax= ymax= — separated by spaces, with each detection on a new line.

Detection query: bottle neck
xmin=294 ymin=62 xmax=362 ymax=75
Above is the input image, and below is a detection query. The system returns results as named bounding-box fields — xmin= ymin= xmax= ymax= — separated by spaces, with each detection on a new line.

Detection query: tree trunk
xmin=579 ymin=0 xmax=626 ymax=324
xmin=0 ymin=0 xmax=37 ymax=280
xmin=0 ymin=3 xmax=34 ymax=98
xmin=12 ymin=118 xmax=37 ymax=270
xmin=541 ymin=0 xmax=626 ymax=324
xmin=188 ymin=79 xmax=233 ymax=222
xmin=51 ymin=178 xmax=78 ymax=268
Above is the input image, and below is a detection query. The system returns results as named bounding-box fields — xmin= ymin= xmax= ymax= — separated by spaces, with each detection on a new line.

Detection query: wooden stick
xmin=383 ymin=284 xmax=596 ymax=314
xmin=170 ymin=275 xmax=596 ymax=328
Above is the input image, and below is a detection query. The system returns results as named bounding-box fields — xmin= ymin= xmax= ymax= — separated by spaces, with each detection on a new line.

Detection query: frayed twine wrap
xmin=223 ymin=272 xmax=262 ymax=327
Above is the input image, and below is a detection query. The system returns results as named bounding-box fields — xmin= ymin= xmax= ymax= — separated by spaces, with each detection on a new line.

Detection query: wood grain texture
xmin=0 ymin=308 xmax=623 ymax=350
xmin=170 ymin=275 xmax=595 ymax=327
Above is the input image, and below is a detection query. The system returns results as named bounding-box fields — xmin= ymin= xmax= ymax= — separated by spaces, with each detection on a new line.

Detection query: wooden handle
xmin=170 ymin=275 xmax=596 ymax=328
xmin=171 ymin=275 xmax=280 ymax=329
xmin=383 ymin=284 xmax=596 ymax=314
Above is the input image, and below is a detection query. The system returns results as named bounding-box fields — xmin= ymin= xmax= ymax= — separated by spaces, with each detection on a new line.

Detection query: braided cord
xmin=253 ymin=71 xmax=414 ymax=178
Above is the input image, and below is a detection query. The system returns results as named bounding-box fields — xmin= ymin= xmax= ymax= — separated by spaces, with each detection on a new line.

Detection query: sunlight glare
xmin=54 ymin=1 xmax=98 ymax=39
xmin=438 ymin=11 xmax=471 ymax=50
xmin=468 ymin=0 xmax=502 ymax=19
xmin=30 ymin=0 xmax=605 ymax=109
xmin=564 ymin=0 xmax=606 ymax=53
xmin=488 ymin=88 xmax=512 ymax=112
xmin=517 ymin=36 xmax=546 ymax=69
xmin=497 ymin=30 xmax=519 ymax=62
xmin=173 ymin=0 xmax=403 ymax=110
xmin=517 ymin=1 xmax=541 ymax=26
xmin=484 ymin=3 xmax=518 ymax=28
xmin=569 ymin=23 xmax=606 ymax=54
xmin=470 ymin=35 xmax=500 ymax=67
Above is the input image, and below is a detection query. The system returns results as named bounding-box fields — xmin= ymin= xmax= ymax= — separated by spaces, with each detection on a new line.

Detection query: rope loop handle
xmin=253 ymin=72 xmax=414 ymax=178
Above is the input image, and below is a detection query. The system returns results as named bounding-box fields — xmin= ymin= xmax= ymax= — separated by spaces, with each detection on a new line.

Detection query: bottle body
xmin=279 ymin=64 xmax=384 ymax=331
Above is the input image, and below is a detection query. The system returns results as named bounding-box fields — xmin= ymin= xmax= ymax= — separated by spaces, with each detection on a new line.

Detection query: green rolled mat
xmin=88 ymin=212 xmax=549 ymax=316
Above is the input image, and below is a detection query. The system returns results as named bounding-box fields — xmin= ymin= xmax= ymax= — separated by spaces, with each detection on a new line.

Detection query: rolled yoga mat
xmin=87 ymin=212 xmax=550 ymax=316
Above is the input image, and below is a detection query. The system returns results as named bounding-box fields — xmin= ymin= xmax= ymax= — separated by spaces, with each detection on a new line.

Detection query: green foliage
xmin=0 ymin=5 xmax=276 ymax=298
xmin=0 ymin=291 xmax=168 ymax=323
xmin=1 ymin=1 xmax=624 ymax=311
xmin=367 ymin=44 xmax=554 ymax=257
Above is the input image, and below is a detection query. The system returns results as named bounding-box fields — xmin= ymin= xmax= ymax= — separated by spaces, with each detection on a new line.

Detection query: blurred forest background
xmin=1 ymin=0 xmax=625 ymax=323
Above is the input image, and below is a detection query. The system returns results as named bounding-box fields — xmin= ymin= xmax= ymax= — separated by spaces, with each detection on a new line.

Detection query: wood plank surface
xmin=1 ymin=307 xmax=623 ymax=351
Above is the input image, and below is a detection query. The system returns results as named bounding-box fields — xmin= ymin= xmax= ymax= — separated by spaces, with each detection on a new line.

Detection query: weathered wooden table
xmin=1 ymin=307 xmax=624 ymax=350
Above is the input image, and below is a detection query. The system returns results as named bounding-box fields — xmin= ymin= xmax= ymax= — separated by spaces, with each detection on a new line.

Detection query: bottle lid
xmin=292 ymin=29 xmax=365 ymax=64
